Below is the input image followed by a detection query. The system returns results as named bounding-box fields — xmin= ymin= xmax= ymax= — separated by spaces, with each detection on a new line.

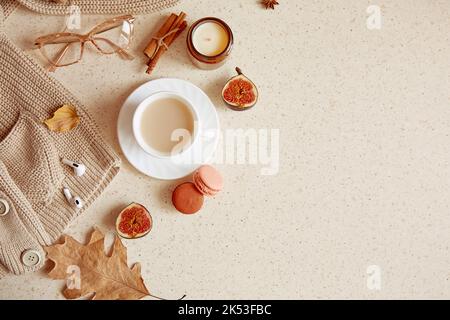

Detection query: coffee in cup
xmin=133 ymin=92 xmax=198 ymax=158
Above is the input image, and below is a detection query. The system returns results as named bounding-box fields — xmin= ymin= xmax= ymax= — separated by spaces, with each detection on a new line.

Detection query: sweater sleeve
xmin=0 ymin=262 xmax=7 ymax=279
xmin=0 ymin=161 xmax=50 ymax=276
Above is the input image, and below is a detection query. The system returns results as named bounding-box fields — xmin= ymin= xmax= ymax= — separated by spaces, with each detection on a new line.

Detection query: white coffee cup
xmin=132 ymin=92 xmax=200 ymax=158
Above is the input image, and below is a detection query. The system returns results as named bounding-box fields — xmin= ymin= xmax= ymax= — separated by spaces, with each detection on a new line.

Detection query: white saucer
xmin=117 ymin=78 xmax=220 ymax=180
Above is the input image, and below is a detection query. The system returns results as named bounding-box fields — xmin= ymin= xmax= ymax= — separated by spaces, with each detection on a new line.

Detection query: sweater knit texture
xmin=1 ymin=1 xmax=19 ymax=18
xmin=17 ymin=0 xmax=179 ymax=15
xmin=0 ymin=0 xmax=183 ymax=279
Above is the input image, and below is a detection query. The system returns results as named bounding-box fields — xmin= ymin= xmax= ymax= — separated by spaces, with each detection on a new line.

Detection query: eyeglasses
xmin=35 ymin=15 xmax=135 ymax=72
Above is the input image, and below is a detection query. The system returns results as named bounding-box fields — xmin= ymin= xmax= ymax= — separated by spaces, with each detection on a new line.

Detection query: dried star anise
xmin=262 ymin=0 xmax=279 ymax=10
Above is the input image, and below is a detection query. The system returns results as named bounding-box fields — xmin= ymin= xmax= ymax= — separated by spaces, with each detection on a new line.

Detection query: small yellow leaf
xmin=44 ymin=105 xmax=80 ymax=133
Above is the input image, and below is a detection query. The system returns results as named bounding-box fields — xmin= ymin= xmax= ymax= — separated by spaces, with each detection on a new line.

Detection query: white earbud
xmin=63 ymin=187 xmax=83 ymax=209
xmin=62 ymin=158 xmax=86 ymax=177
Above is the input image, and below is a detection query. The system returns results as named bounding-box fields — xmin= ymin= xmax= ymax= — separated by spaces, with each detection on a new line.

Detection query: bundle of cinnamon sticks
xmin=144 ymin=12 xmax=187 ymax=75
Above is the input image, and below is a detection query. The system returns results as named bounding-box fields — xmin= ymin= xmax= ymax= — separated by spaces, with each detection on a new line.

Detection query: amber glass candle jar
xmin=187 ymin=17 xmax=234 ymax=70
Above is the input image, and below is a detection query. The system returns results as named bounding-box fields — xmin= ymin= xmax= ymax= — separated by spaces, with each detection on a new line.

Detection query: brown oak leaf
xmin=44 ymin=228 xmax=150 ymax=300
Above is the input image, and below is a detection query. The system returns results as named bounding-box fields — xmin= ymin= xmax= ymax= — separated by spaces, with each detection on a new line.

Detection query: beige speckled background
xmin=1 ymin=0 xmax=450 ymax=299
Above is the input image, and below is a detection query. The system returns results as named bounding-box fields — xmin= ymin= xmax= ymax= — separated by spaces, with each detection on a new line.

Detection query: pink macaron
xmin=193 ymin=165 xmax=223 ymax=196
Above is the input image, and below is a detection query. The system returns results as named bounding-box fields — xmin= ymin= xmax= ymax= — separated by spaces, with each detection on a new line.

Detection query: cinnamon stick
xmin=146 ymin=21 xmax=187 ymax=74
xmin=144 ymin=13 xmax=178 ymax=59
xmin=144 ymin=12 xmax=187 ymax=74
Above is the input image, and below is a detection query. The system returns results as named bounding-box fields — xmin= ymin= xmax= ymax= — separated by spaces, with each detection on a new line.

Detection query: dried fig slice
xmin=116 ymin=203 xmax=153 ymax=239
xmin=222 ymin=67 xmax=258 ymax=111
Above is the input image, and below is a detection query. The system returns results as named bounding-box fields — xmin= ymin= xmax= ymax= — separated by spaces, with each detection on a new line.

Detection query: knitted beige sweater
xmin=7 ymin=0 xmax=180 ymax=15
xmin=0 ymin=0 xmax=178 ymax=279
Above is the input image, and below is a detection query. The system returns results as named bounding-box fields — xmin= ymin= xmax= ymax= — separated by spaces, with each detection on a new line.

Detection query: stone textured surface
xmin=2 ymin=0 xmax=450 ymax=299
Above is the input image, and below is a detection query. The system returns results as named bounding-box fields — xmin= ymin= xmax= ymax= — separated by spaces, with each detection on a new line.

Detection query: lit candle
xmin=187 ymin=17 xmax=233 ymax=70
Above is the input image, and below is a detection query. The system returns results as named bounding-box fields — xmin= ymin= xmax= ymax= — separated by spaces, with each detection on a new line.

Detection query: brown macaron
xmin=172 ymin=182 xmax=204 ymax=215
